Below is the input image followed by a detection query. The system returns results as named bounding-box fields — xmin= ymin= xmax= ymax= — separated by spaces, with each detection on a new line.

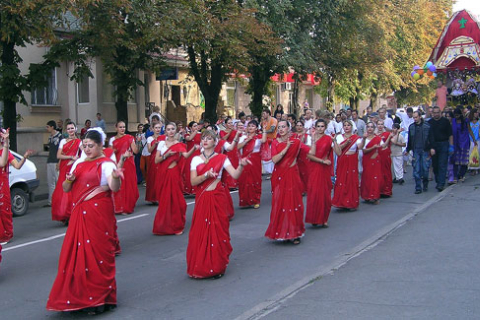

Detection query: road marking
xmin=3 ymin=213 xmax=150 ymax=252
xmin=2 ymin=190 xmax=238 ymax=252
xmin=235 ymin=186 xmax=454 ymax=320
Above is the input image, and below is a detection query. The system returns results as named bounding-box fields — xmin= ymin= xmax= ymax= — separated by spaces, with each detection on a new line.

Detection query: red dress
xmin=153 ymin=143 xmax=188 ymax=235
xmin=332 ymin=135 xmax=360 ymax=209
xmin=306 ymin=135 xmax=333 ymax=225
xmin=112 ymin=135 xmax=139 ymax=214
xmin=238 ymin=135 xmax=262 ymax=207
xmin=186 ymin=154 xmax=232 ymax=278
xmin=145 ymin=135 xmax=165 ymax=203
xmin=0 ymin=150 xmax=14 ymax=243
xmin=220 ymin=130 xmax=239 ymax=189
xmin=183 ymin=133 xmax=201 ymax=194
xmin=379 ymin=132 xmax=393 ymax=197
xmin=51 ymin=139 xmax=81 ymax=222
xmin=47 ymin=157 xmax=117 ymax=311
xmin=265 ymin=138 xmax=305 ymax=240
xmin=361 ymin=136 xmax=382 ymax=201
xmin=293 ymin=133 xmax=310 ymax=193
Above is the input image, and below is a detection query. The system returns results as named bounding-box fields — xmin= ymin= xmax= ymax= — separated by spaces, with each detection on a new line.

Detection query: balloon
xmin=433 ymin=73 xmax=437 ymax=78
xmin=426 ymin=61 xmax=433 ymax=68
xmin=427 ymin=70 xmax=433 ymax=76
xmin=429 ymin=65 xmax=436 ymax=72
xmin=417 ymin=70 xmax=424 ymax=76
xmin=413 ymin=65 xmax=420 ymax=71
xmin=411 ymin=71 xmax=416 ymax=77
xmin=413 ymin=73 xmax=420 ymax=80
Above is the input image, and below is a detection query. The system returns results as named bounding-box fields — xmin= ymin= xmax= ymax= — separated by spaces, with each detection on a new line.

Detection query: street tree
xmin=0 ymin=0 xmax=73 ymax=151
xmin=180 ymin=0 xmax=277 ymax=123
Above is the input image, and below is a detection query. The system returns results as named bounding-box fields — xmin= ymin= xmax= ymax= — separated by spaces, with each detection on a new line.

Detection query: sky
xmin=453 ymin=0 xmax=480 ymax=16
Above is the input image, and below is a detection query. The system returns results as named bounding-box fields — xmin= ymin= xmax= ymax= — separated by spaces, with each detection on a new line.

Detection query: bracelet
xmin=234 ymin=139 xmax=239 ymax=142
xmin=65 ymin=179 xmax=73 ymax=184
xmin=162 ymin=154 xmax=166 ymax=160
xmin=204 ymin=172 xmax=208 ymax=178
xmin=121 ymin=156 xmax=126 ymax=162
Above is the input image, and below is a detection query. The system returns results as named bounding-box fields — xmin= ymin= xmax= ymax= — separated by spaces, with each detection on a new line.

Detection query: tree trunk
xmin=292 ymin=77 xmax=300 ymax=116
xmin=249 ymin=64 xmax=269 ymax=119
xmin=1 ymin=41 xmax=18 ymax=151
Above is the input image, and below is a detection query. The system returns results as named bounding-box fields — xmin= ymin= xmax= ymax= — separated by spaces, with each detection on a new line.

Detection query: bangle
xmin=65 ymin=179 xmax=73 ymax=184
xmin=234 ymin=139 xmax=239 ymax=142
xmin=204 ymin=172 xmax=208 ymax=178
xmin=162 ymin=154 xmax=166 ymax=160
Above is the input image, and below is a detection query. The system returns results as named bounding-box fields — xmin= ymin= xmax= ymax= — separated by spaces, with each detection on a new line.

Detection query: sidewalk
xmin=263 ymin=177 xmax=480 ymax=320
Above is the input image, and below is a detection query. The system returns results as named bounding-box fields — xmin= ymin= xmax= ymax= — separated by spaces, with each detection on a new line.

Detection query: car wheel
xmin=11 ymin=188 xmax=29 ymax=217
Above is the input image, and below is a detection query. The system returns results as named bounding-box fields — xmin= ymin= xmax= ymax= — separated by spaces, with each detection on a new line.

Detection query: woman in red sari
xmin=220 ymin=117 xmax=239 ymax=189
xmin=361 ymin=122 xmax=382 ymax=204
xmin=47 ymin=129 xmax=123 ymax=314
xmin=293 ymin=120 xmax=311 ymax=194
xmin=183 ymin=121 xmax=201 ymax=194
xmin=265 ymin=120 xmax=305 ymax=245
xmin=306 ymin=119 xmax=335 ymax=227
xmin=145 ymin=122 xmax=164 ymax=203
xmin=187 ymin=130 xmax=249 ymax=279
xmin=0 ymin=129 xmax=32 ymax=244
xmin=153 ymin=123 xmax=198 ymax=235
xmin=51 ymin=122 xmax=81 ymax=223
xmin=109 ymin=121 xmax=139 ymax=214
xmin=376 ymin=120 xmax=393 ymax=197
xmin=332 ymin=120 xmax=364 ymax=210
xmin=237 ymin=120 xmax=263 ymax=209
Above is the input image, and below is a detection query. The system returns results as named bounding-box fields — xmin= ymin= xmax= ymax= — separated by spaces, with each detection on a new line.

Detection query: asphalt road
xmin=0 ymin=171 xmax=450 ymax=319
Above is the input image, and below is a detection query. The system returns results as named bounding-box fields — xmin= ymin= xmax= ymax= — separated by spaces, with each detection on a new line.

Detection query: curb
xmin=235 ymin=186 xmax=454 ymax=320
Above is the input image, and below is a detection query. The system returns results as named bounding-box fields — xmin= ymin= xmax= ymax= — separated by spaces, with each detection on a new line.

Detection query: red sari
xmin=186 ymin=154 xmax=232 ymax=278
xmin=47 ymin=157 xmax=117 ymax=311
xmin=183 ymin=133 xmax=201 ymax=194
xmin=379 ymin=132 xmax=393 ymax=197
xmin=238 ymin=135 xmax=263 ymax=207
xmin=265 ymin=138 xmax=305 ymax=240
xmin=361 ymin=136 xmax=382 ymax=201
xmin=112 ymin=135 xmax=139 ymax=214
xmin=51 ymin=139 xmax=81 ymax=222
xmin=153 ymin=143 xmax=187 ymax=235
xmin=215 ymin=140 xmax=234 ymax=220
xmin=332 ymin=135 xmax=360 ymax=209
xmin=0 ymin=150 xmax=14 ymax=243
xmin=293 ymin=133 xmax=310 ymax=193
xmin=306 ymin=135 xmax=333 ymax=225
xmin=145 ymin=135 xmax=165 ymax=203
xmin=220 ymin=130 xmax=239 ymax=189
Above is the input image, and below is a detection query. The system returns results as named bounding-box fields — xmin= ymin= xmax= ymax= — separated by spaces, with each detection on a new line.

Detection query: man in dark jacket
xmin=406 ymin=111 xmax=436 ymax=194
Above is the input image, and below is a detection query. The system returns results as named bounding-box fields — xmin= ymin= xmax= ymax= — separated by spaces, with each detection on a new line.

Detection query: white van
xmin=8 ymin=150 xmax=39 ymax=216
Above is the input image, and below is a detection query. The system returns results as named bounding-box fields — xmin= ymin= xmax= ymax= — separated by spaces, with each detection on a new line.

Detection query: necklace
xmin=202 ymin=150 xmax=215 ymax=164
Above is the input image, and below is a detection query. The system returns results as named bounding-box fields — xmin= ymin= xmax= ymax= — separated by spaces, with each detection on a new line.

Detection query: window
xmin=31 ymin=69 xmax=57 ymax=105
xmin=77 ymin=74 xmax=90 ymax=103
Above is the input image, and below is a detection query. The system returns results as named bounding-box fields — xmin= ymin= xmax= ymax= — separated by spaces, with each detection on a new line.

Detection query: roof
xmin=429 ymin=9 xmax=480 ymax=71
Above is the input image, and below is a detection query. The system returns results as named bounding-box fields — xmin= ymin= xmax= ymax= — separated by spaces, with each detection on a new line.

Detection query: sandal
xmin=291 ymin=238 xmax=301 ymax=245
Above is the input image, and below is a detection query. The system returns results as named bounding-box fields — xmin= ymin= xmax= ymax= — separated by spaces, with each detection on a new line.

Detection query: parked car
xmin=8 ymin=150 xmax=39 ymax=216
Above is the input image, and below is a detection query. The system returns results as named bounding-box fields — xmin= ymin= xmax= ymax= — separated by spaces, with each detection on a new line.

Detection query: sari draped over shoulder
xmin=186 ymin=154 xmax=232 ymax=278
xmin=379 ymin=132 xmax=393 ymax=197
xmin=361 ymin=135 xmax=382 ymax=201
xmin=238 ymin=135 xmax=263 ymax=207
xmin=183 ymin=133 xmax=201 ymax=194
xmin=265 ymin=138 xmax=305 ymax=240
xmin=332 ymin=135 xmax=360 ymax=209
xmin=145 ymin=135 xmax=165 ymax=203
xmin=112 ymin=135 xmax=139 ymax=214
xmin=220 ymin=130 xmax=239 ymax=189
xmin=47 ymin=157 xmax=117 ymax=311
xmin=0 ymin=150 xmax=14 ymax=242
xmin=306 ymin=135 xmax=333 ymax=225
xmin=153 ymin=143 xmax=188 ymax=235
xmin=52 ymin=139 xmax=81 ymax=222
xmin=293 ymin=133 xmax=310 ymax=194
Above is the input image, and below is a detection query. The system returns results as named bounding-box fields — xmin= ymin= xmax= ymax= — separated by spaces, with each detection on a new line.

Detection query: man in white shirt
xmin=303 ymin=109 xmax=315 ymax=133
xmin=378 ymin=107 xmax=393 ymax=131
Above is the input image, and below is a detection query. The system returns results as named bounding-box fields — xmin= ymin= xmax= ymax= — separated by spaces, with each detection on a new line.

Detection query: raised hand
xmin=66 ymin=172 xmax=76 ymax=182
